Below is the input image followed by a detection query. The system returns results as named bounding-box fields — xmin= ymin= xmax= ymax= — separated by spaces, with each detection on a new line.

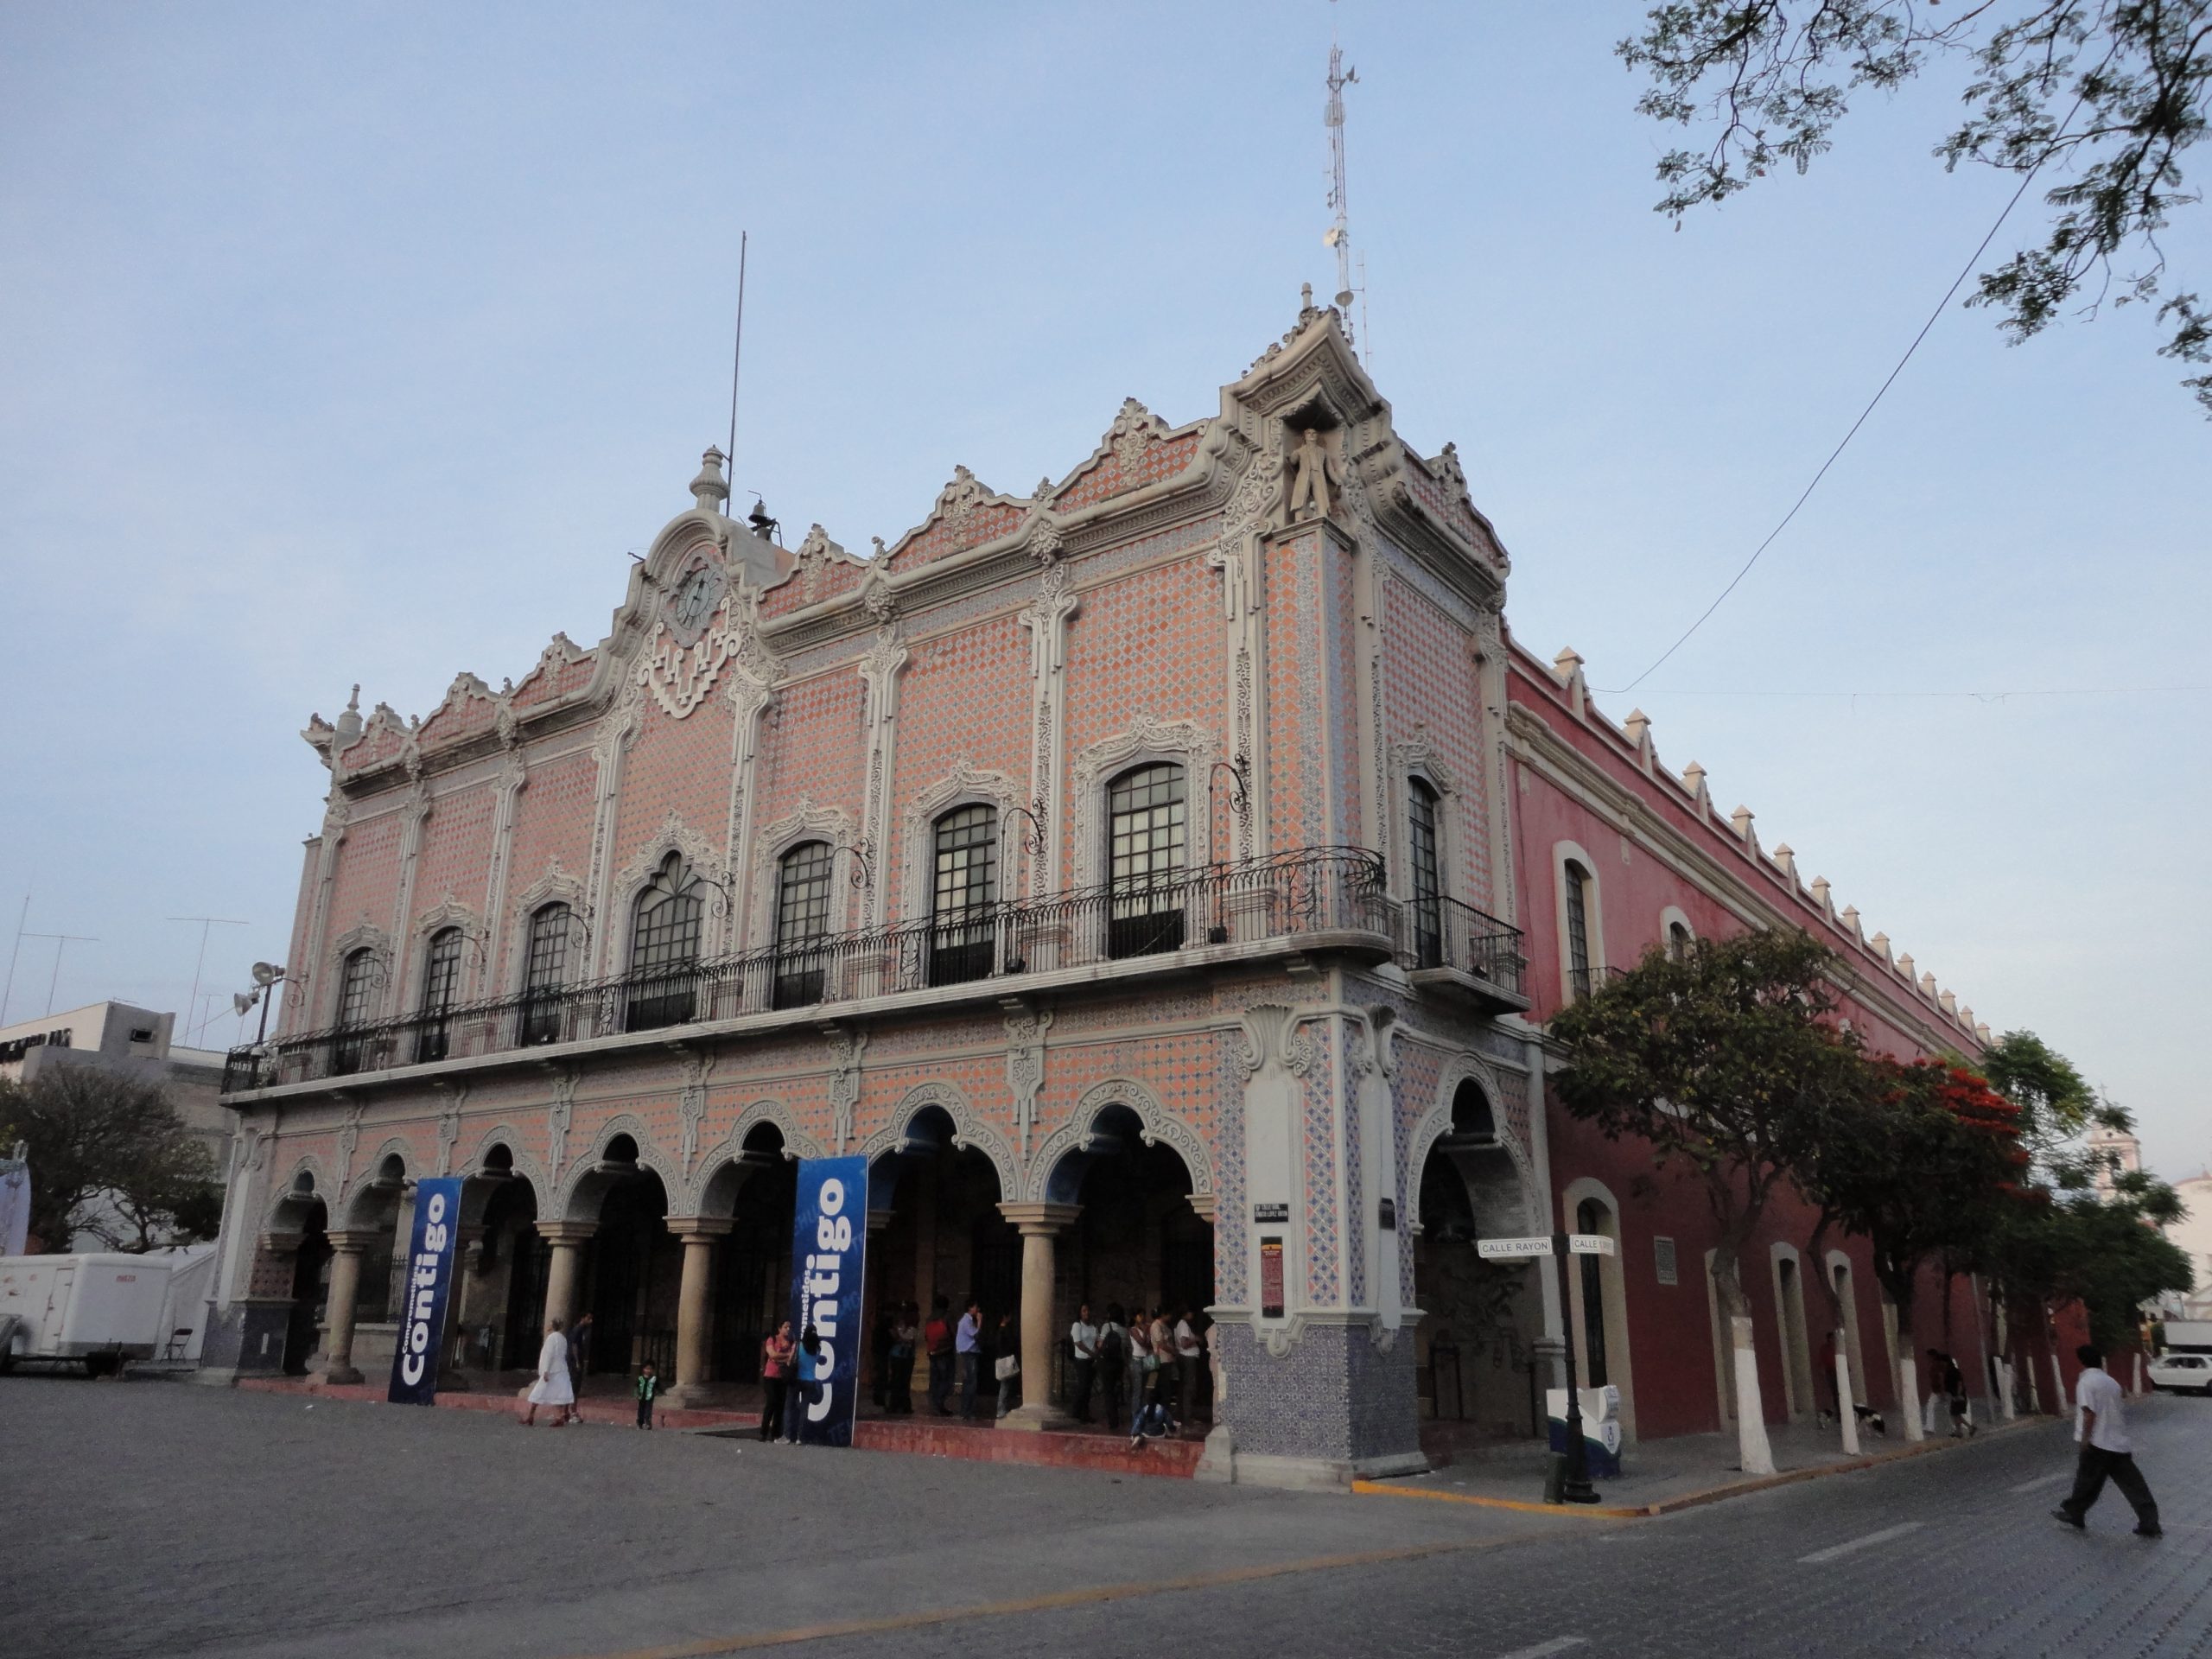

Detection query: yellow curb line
xmin=561 ymin=1533 xmax=1535 ymax=1658
xmin=1356 ymin=1415 xmax=2044 ymax=1519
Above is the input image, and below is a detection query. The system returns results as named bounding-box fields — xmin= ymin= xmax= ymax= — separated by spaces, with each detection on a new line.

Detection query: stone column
xmin=320 ymin=1230 xmax=378 ymax=1385
xmin=665 ymin=1217 xmax=733 ymax=1407
xmin=996 ymin=1202 xmax=1080 ymax=1432
xmin=537 ymin=1221 xmax=595 ymax=1337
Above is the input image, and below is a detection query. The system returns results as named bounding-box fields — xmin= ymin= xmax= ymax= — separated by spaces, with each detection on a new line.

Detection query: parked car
xmin=2147 ymin=1351 xmax=2212 ymax=1395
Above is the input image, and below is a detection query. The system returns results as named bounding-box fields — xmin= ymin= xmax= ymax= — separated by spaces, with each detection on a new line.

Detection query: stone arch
xmin=557 ymin=1113 xmax=682 ymax=1223
xmin=457 ymin=1122 xmax=551 ymax=1194
xmin=1404 ymin=1052 xmax=1535 ymax=1237
xmin=859 ymin=1080 xmax=1019 ymax=1211
xmin=1027 ymin=1076 xmax=1213 ymax=1205
xmin=266 ymin=1154 xmax=331 ymax=1230
xmin=1769 ymin=1241 xmax=1818 ymax=1422
xmin=689 ymin=1098 xmax=825 ymax=1214
xmin=341 ymin=1139 xmax=417 ymax=1226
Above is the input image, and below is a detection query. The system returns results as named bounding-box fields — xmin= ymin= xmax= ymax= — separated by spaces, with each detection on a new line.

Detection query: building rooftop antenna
xmin=1324 ymin=22 xmax=1364 ymax=362
xmin=725 ymin=230 xmax=748 ymax=515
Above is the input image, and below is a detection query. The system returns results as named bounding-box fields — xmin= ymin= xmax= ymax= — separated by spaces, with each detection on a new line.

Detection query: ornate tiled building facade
xmin=204 ymin=302 xmax=1997 ymax=1484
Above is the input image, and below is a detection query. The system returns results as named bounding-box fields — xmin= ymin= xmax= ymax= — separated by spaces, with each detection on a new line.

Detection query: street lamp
xmin=232 ymin=962 xmax=287 ymax=1048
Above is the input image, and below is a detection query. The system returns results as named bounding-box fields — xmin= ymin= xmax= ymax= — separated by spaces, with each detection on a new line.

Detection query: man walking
xmin=924 ymin=1295 xmax=953 ymax=1415
xmin=956 ymin=1297 xmax=983 ymax=1421
xmin=1068 ymin=1303 xmax=1099 ymax=1425
xmin=2053 ymin=1344 xmax=2160 ymax=1538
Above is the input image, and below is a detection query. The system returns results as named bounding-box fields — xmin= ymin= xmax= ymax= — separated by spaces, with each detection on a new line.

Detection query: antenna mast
xmin=1324 ymin=32 xmax=1363 ymax=360
xmin=726 ymin=231 xmax=748 ymax=507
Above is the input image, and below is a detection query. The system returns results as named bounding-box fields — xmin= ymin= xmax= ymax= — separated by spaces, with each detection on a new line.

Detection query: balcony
xmin=1404 ymin=893 xmax=1530 ymax=1013
xmin=224 ymin=847 xmax=1525 ymax=1096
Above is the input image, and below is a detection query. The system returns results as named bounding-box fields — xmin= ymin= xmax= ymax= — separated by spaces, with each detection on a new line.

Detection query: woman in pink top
xmin=759 ymin=1320 xmax=796 ymax=1443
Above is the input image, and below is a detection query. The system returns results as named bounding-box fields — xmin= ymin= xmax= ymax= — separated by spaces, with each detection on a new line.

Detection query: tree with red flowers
xmin=1798 ymin=1059 xmax=2025 ymax=1440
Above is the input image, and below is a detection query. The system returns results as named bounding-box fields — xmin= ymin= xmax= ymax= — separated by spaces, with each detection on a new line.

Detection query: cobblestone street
xmin=8 ymin=1377 xmax=2209 ymax=1659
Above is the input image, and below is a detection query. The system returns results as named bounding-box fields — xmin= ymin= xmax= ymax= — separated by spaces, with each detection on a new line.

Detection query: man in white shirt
xmin=1068 ymin=1304 xmax=1100 ymax=1425
xmin=1174 ymin=1308 xmax=1206 ymax=1435
xmin=2053 ymin=1344 xmax=2160 ymax=1537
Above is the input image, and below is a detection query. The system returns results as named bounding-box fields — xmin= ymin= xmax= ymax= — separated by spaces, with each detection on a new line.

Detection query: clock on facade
xmin=666 ymin=560 xmax=724 ymax=640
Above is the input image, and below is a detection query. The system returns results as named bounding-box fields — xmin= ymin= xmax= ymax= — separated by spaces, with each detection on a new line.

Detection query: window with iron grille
xmin=929 ymin=804 xmax=998 ymax=986
xmin=626 ymin=855 xmax=702 ymax=1030
xmin=415 ymin=928 xmax=464 ymax=1063
xmin=1564 ymin=860 xmax=1593 ymax=1000
xmin=332 ymin=950 xmax=377 ymax=1075
xmin=519 ymin=903 xmax=572 ymax=1045
xmin=1577 ymin=1198 xmax=1611 ymax=1388
xmin=1106 ymin=763 xmax=1185 ymax=958
xmin=1408 ymin=779 xmax=1442 ymax=969
xmin=1668 ymin=919 xmax=1694 ymax=961
xmin=772 ymin=841 xmax=835 ymax=1008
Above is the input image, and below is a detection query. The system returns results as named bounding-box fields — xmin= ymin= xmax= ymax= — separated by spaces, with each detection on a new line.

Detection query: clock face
xmin=667 ymin=561 xmax=724 ymax=639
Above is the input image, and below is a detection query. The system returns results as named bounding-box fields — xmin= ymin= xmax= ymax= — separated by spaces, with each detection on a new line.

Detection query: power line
xmin=1632 ymin=684 xmax=2212 ymax=702
xmin=1605 ymin=114 xmax=2080 ymax=698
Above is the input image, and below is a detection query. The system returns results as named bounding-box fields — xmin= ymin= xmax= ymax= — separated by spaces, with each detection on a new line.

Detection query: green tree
xmin=1620 ymin=2 xmax=2212 ymax=413
xmin=1798 ymin=1058 xmax=2025 ymax=1438
xmin=0 ymin=1068 xmax=220 ymax=1252
xmin=1550 ymin=927 xmax=1863 ymax=1474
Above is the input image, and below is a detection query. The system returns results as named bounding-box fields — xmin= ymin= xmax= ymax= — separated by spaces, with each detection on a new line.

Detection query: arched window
xmin=1577 ymin=1197 xmax=1611 ymax=1389
xmin=772 ymin=841 xmax=835 ymax=1008
xmin=1105 ymin=762 xmax=1185 ymax=958
xmin=1408 ymin=779 xmax=1443 ymax=968
xmin=414 ymin=927 xmax=464 ymax=1064
xmin=929 ymin=804 xmax=998 ymax=987
xmin=519 ymin=903 xmax=572 ymax=1046
xmin=626 ymin=855 xmax=702 ymax=1030
xmin=1667 ymin=919 xmax=1694 ymax=961
xmin=331 ymin=949 xmax=378 ymax=1076
xmin=1563 ymin=860 xmax=1594 ymax=1000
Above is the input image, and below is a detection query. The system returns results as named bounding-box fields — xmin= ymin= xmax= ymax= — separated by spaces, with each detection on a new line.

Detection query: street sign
xmin=1476 ymin=1235 xmax=1555 ymax=1260
xmin=1567 ymin=1234 xmax=1617 ymax=1257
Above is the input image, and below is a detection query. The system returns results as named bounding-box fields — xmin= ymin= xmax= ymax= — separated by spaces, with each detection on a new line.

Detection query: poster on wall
xmin=388 ymin=1176 xmax=463 ymax=1406
xmin=789 ymin=1155 xmax=868 ymax=1446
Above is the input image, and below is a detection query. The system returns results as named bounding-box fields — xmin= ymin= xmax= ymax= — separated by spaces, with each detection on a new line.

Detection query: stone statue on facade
xmin=1286 ymin=427 xmax=1339 ymax=521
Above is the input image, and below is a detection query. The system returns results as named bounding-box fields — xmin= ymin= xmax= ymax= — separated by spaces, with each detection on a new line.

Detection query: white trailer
xmin=2162 ymin=1319 xmax=2212 ymax=1354
xmin=0 ymin=1253 xmax=175 ymax=1376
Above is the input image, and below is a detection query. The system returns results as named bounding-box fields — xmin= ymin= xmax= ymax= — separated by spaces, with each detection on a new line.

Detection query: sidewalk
xmin=230 ymin=1373 xmax=1206 ymax=1478
xmin=1366 ymin=1410 xmax=2047 ymax=1517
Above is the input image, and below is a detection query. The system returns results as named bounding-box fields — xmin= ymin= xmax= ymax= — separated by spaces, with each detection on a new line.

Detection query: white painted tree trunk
xmin=1897 ymin=1352 xmax=1924 ymax=1442
xmin=1834 ymin=1337 xmax=1859 ymax=1455
xmin=2048 ymin=1350 xmax=2069 ymax=1416
xmin=1732 ymin=1314 xmax=1775 ymax=1475
xmin=1998 ymin=1358 xmax=2018 ymax=1421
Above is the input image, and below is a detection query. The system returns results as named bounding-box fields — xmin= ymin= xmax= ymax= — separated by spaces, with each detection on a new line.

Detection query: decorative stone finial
xmin=1730 ymin=805 xmax=1755 ymax=841
xmin=1554 ymin=647 xmax=1584 ymax=680
xmin=1622 ymin=709 xmax=1650 ymax=748
xmin=1870 ymin=931 xmax=1891 ymax=962
xmin=1680 ymin=761 xmax=1707 ymax=804
xmin=335 ymin=685 xmax=364 ymax=744
xmin=1961 ymin=1004 xmax=1974 ymax=1030
xmin=1840 ymin=905 xmax=1861 ymax=937
xmin=1919 ymin=972 xmax=1939 ymax=998
xmin=1975 ymin=1021 xmax=1993 ymax=1042
xmin=1772 ymin=842 xmax=1796 ymax=878
xmin=1897 ymin=951 xmax=1916 ymax=980
xmin=1809 ymin=876 xmax=1831 ymax=912
xmin=690 ymin=447 xmax=731 ymax=514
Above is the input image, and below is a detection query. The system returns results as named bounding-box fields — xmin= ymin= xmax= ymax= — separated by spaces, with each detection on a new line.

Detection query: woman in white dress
xmin=523 ymin=1319 xmax=575 ymax=1427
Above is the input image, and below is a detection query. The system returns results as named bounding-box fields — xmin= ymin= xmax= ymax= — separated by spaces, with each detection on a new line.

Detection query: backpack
xmin=1097 ymin=1324 xmax=1125 ymax=1370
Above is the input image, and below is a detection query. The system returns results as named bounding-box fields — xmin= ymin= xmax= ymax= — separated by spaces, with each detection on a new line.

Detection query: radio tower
xmin=1324 ymin=32 xmax=1364 ymax=359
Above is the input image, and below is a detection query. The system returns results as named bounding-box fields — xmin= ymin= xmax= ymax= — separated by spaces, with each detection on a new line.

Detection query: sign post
xmin=790 ymin=1155 xmax=868 ymax=1446
xmin=388 ymin=1176 xmax=462 ymax=1406
xmin=1476 ymin=1231 xmax=1611 ymax=1503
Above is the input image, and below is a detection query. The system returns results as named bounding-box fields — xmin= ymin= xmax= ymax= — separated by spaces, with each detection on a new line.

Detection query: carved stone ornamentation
xmin=547 ymin=1066 xmax=579 ymax=1188
xmin=677 ymin=1052 xmax=715 ymax=1179
xmin=1004 ymin=1008 xmax=1053 ymax=1157
xmin=825 ymin=1027 xmax=867 ymax=1154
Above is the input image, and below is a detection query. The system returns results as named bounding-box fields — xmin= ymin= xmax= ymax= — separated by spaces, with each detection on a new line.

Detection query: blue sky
xmin=3 ymin=4 xmax=2204 ymax=1173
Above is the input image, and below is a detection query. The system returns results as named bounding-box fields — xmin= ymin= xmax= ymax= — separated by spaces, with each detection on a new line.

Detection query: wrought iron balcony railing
xmin=1408 ymin=893 xmax=1528 ymax=997
xmin=226 ymin=846 xmax=1519 ymax=1094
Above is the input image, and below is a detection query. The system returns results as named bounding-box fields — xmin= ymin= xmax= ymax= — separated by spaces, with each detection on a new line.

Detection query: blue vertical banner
xmin=388 ymin=1176 xmax=463 ymax=1406
xmin=790 ymin=1155 xmax=868 ymax=1446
